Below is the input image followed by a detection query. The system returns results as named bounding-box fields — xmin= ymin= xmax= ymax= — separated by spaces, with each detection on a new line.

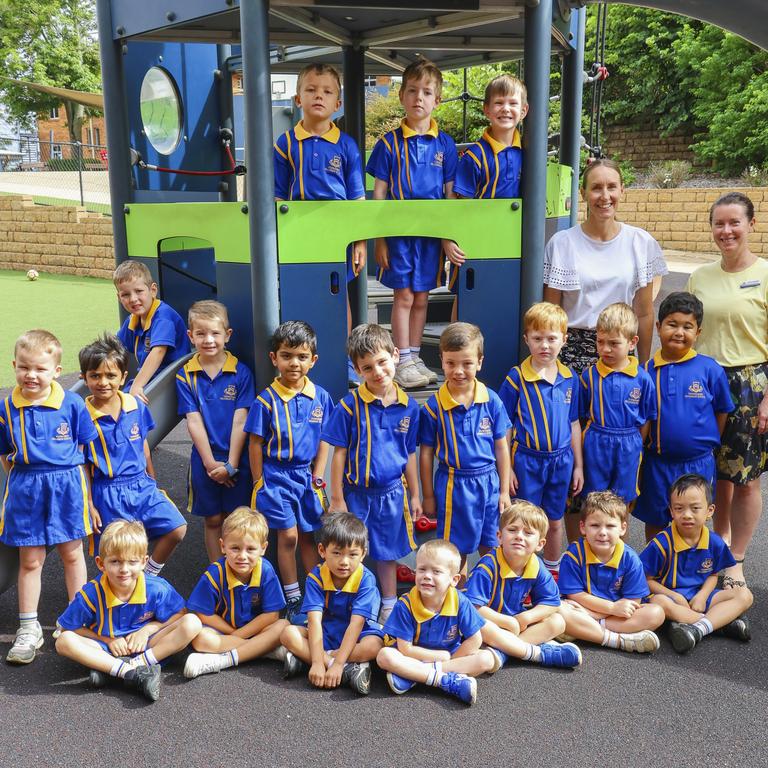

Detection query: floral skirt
xmin=561 ymin=327 xmax=598 ymax=374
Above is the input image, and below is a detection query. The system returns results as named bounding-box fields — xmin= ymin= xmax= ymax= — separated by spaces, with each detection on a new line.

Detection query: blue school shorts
xmin=344 ymin=478 xmax=416 ymax=561
xmin=512 ymin=443 xmax=574 ymax=521
xmin=582 ymin=424 xmax=643 ymax=502
xmin=321 ymin=618 xmax=384 ymax=652
xmin=379 ymin=236 xmax=443 ymax=292
xmin=188 ymin=450 xmax=252 ymax=519
xmin=633 ymin=451 xmax=716 ymax=528
xmin=652 ymin=587 xmax=722 ymax=612
xmin=0 ymin=465 xmax=90 ymax=547
xmin=252 ymin=460 xmax=325 ymax=533
xmin=91 ymin=472 xmax=186 ymax=555
xmin=435 ymin=464 xmax=500 ymax=555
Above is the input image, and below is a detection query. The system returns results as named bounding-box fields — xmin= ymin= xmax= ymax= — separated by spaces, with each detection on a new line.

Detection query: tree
xmin=0 ymin=0 xmax=101 ymax=146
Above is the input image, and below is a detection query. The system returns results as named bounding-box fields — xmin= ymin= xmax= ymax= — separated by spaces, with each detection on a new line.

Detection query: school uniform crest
xmin=137 ymin=611 xmax=155 ymax=623
xmin=397 ymin=416 xmax=411 ymax=433
xmin=477 ymin=417 xmax=492 ymax=436
xmin=309 ymin=405 xmax=325 ymax=424
xmin=613 ymin=575 xmax=624 ymax=592
xmin=326 ymin=154 xmax=342 ymax=174
xmin=54 ymin=422 xmax=71 ymax=440
xmin=144 ymin=337 xmax=151 ymax=350
xmin=432 ymin=151 xmax=444 ymax=168
xmin=250 ymin=592 xmax=262 ymax=607
xmin=129 ymin=422 xmax=141 ymax=441
xmin=627 ymin=387 xmax=641 ymax=404
xmin=222 ymin=384 xmax=237 ymax=401
xmin=564 ymin=388 xmax=573 ymax=404
xmin=697 ymin=558 xmax=714 ymax=574
xmin=444 ymin=623 xmax=458 ymax=643
xmin=686 ymin=381 xmax=705 ymax=399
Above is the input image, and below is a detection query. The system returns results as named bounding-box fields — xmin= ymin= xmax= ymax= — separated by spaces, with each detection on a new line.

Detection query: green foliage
xmin=647 ymin=160 xmax=692 ymax=188
xmin=365 ymin=90 xmax=402 ymax=149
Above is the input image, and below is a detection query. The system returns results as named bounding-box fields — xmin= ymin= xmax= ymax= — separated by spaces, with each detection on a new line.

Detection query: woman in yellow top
xmin=686 ymin=192 xmax=768 ymax=589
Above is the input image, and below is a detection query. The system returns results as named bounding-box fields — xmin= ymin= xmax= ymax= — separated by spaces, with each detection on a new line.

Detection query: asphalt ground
xmin=1 ymin=269 xmax=767 ymax=768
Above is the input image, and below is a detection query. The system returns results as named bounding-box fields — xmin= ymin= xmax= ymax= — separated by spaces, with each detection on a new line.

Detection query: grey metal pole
xmin=217 ymin=44 xmax=238 ymax=203
xmin=520 ymin=0 xmax=553 ymax=325
xmin=561 ymin=8 xmax=586 ymax=227
xmin=76 ymin=141 xmax=84 ymax=206
xmin=95 ymin=0 xmax=132 ymax=268
xmin=240 ymin=0 xmax=280 ymax=388
xmin=343 ymin=45 xmax=368 ymax=328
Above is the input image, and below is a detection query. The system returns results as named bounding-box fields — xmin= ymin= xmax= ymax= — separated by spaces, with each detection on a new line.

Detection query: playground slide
xmin=0 ymin=353 xmax=193 ymax=595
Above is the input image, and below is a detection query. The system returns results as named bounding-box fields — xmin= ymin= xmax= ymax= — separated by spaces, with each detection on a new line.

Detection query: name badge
xmin=740 ymin=280 xmax=761 ymax=289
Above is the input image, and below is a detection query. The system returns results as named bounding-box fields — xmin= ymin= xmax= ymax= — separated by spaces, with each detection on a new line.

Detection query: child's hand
xmin=374 ymin=239 xmax=390 ymax=271
xmin=107 ymin=636 xmax=130 ymax=657
xmin=442 ymin=239 xmax=465 ymax=266
xmin=89 ymin=503 xmax=102 ymax=534
xmin=410 ymin=495 xmax=423 ymax=522
xmin=421 ymin=495 xmax=436 ymax=520
xmin=308 ymin=661 xmax=327 ymax=688
xmin=208 ymin=463 xmax=234 ymax=487
xmin=509 ymin=468 xmax=518 ymax=496
xmin=689 ymin=594 xmax=709 ymax=614
xmin=129 ymin=382 xmax=149 ymax=404
xmin=353 ymin=240 xmax=367 ymax=275
xmin=610 ymin=599 xmax=638 ymax=618
xmin=324 ymin=659 xmax=344 ymax=688
xmin=571 ymin=466 xmax=584 ymax=495
xmin=124 ymin=626 xmax=153 ymax=654
xmin=498 ymin=492 xmax=512 ymax=512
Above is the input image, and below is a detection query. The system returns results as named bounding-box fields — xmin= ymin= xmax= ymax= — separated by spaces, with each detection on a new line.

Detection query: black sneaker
xmin=282 ymin=651 xmax=308 ymax=680
xmin=668 ymin=622 xmax=703 ymax=654
xmin=718 ymin=613 xmax=751 ymax=642
xmin=123 ymin=664 xmax=162 ymax=702
xmin=285 ymin=596 xmax=306 ymax=625
xmin=90 ymin=657 xmax=132 ymax=688
xmin=341 ymin=662 xmax=371 ymax=695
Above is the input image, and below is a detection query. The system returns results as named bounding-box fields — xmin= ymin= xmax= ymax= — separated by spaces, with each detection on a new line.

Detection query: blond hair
xmin=99 ymin=520 xmax=149 ymax=559
xmin=580 ymin=490 xmax=628 ymax=524
xmin=297 ymin=63 xmax=342 ymax=98
xmin=417 ymin=538 xmax=461 ymax=575
xmin=14 ymin=329 xmax=62 ymax=365
xmin=113 ymin=260 xmax=154 ymax=289
xmin=400 ymin=59 xmax=444 ymax=99
xmin=523 ymin=302 xmax=568 ymax=336
xmin=188 ymin=300 xmax=230 ymax=331
xmin=484 ymin=74 xmax=527 ymax=108
xmin=223 ymin=507 xmax=269 ymax=544
xmin=595 ymin=302 xmax=638 ymax=341
xmin=499 ymin=499 xmax=549 ymax=539
xmin=439 ymin=322 xmax=484 ymax=358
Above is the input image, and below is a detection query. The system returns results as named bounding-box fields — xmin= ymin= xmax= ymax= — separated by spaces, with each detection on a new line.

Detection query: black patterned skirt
xmin=561 ymin=327 xmax=598 ymax=374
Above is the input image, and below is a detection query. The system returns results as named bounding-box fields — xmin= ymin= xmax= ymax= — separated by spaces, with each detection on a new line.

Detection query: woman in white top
xmin=543 ymin=159 xmax=668 ymax=370
xmin=686 ymin=192 xmax=767 ymax=589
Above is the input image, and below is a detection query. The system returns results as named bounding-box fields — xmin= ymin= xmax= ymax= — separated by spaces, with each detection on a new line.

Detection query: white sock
xmin=522 ymin=643 xmax=542 ymax=663
xmin=283 ymin=582 xmax=301 ymax=601
xmin=426 ymin=661 xmax=443 ymax=687
xmin=109 ymin=659 xmax=130 ymax=679
xmin=399 ymin=348 xmax=412 ymax=362
xmin=379 ymin=597 xmax=397 ymax=623
xmin=602 ymin=629 xmax=621 ymax=649
xmin=693 ymin=617 xmax=714 ymax=636
xmin=144 ymin=557 xmax=164 ymax=576
xmin=219 ymin=649 xmax=238 ymax=669
xmin=140 ymin=648 xmax=159 ymax=667
xmin=543 ymin=557 xmax=561 ymax=572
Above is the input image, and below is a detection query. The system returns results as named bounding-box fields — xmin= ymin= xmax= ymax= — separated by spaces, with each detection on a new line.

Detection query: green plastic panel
xmin=159 ymin=235 xmax=214 ymax=252
xmin=546 ymin=162 xmax=573 ymax=219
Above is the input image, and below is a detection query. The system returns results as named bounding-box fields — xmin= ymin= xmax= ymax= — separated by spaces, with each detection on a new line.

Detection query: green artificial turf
xmin=0 ymin=270 xmax=119 ymax=387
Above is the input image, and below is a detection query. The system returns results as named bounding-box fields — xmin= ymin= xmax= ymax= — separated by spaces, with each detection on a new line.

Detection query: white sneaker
xmin=6 ymin=622 xmax=44 ymax=665
xmin=265 ymin=645 xmax=287 ymax=662
xmin=413 ymin=356 xmax=438 ymax=384
xmin=394 ymin=359 xmax=429 ymax=389
xmin=619 ymin=630 xmax=660 ymax=653
xmin=184 ymin=652 xmax=223 ymax=678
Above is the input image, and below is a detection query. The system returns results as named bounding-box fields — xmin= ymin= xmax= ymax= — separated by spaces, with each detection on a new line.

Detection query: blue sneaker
xmin=538 ymin=641 xmax=582 ymax=669
xmin=285 ymin=596 xmax=307 ymax=626
xmin=439 ymin=672 xmax=477 ymax=705
xmin=485 ymin=646 xmax=508 ymax=673
xmin=386 ymin=672 xmax=416 ymax=695
xmin=347 ymin=357 xmax=361 ymax=385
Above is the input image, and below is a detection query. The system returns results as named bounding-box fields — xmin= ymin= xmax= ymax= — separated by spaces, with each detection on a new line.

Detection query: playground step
xmin=367 ymin=278 xmax=453 ymax=326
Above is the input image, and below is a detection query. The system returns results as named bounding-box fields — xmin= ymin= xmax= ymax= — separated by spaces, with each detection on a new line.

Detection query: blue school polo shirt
xmin=58 ymin=572 xmax=184 ymax=637
xmin=419 ymin=382 xmax=510 ymax=470
xmin=454 ymin=129 xmax=523 ymax=199
xmin=559 ymin=538 xmax=649 ymax=601
xmin=640 ymin=524 xmax=736 ymax=601
xmin=117 ymin=299 xmax=190 ymax=373
xmin=86 ymin=392 xmax=153 ymax=480
xmin=579 ymin=358 xmax=656 ymax=429
xmin=500 ymin=358 xmax=578 ymax=452
xmin=273 ymin=122 xmax=365 ymax=201
xmin=465 ymin=547 xmax=560 ymax=615
xmin=384 ymin=586 xmax=484 ymax=654
xmin=321 ymin=383 xmax=418 ymax=488
xmin=643 ymin=350 xmax=733 ymax=460
xmin=0 ymin=382 xmax=97 ymax=469
xmin=366 ymin=119 xmax=457 ymax=200
xmin=176 ymin=352 xmax=255 ymax=459
xmin=245 ymin=377 xmax=332 ymax=466
xmin=187 ymin=556 xmax=285 ymax=628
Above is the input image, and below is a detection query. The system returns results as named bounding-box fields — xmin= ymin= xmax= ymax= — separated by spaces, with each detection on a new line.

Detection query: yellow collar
xmin=437 ymin=380 xmax=490 ymax=410
xmin=185 ymin=351 xmax=239 ymax=374
xmin=519 ymin=356 xmax=572 ymax=383
xmin=271 ymin=376 xmax=316 ymax=402
xmin=596 ymin=357 xmax=639 ymax=378
xmin=584 ymin=538 xmax=625 ymax=569
xmin=400 ymin=118 xmax=439 ymax=139
xmin=496 ymin=547 xmax=540 ymax=579
xmin=127 ymin=298 xmax=161 ymax=331
xmin=408 ymin=585 xmax=459 ymax=622
xmin=293 ymin=121 xmax=340 ymax=144
xmin=11 ymin=380 xmax=65 ymax=409
xmin=225 ymin=558 xmax=262 ymax=589
xmin=671 ymin=523 xmax=710 ymax=552
xmin=86 ymin=390 xmax=139 ymax=420
xmin=100 ymin=572 xmax=147 ymax=608
xmin=319 ymin=563 xmax=364 ymax=593
xmin=357 ymin=382 xmax=409 ymax=406
xmin=482 ymin=128 xmax=522 ymax=153
xmin=652 ymin=349 xmax=697 ymax=368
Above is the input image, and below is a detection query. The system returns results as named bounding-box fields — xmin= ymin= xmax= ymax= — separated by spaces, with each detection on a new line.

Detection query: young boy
xmin=320 ymin=324 xmax=421 ymax=623
xmin=114 ymin=260 xmax=190 ymax=403
xmin=280 ymin=512 xmax=383 ymax=695
xmin=366 ymin=59 xmax=458 ymax=389
xmin=246 ymin=321 xmax=332 ymax=620
xmin=558 ymin=491 xmax=664 ymax=653
xmin=641 ymin=473 xmax=753 ymax=654
xmin=273 ymin=63 xmax=366 ymax=384
xmin=465 ymin=500 xmax=582 ymax=669
xmin=81 ymin=334 xmax=187 ymax=574
xmin=377 ymin=539 xmax=495 ymax=705
xmin=55 ymin=520 xmax=200 ymax=701
xmin=580 ymin=302 xmax=656 ymax=504
xmin=184 ymin=507 xmax=288 ymax=679
xmin=420 ymin=322 xmax=511 ymax=576
xmin=634 ymin=292 xmax=733 ymax=541
xmin=0 ymin=330 xmax=98 ymax=665
xmin=176 ymin=300 xmax=255 ymax=563
xmin=499 ymin=302 xmax=583 ymax=569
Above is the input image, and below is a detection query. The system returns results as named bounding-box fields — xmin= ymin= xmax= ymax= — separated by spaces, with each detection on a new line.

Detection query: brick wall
xmin=0 ymin=195 xmax=114 ymax=278
xmin=602 ymin=123 xmax=697 ymax=169
xmin=37 ymin=107 xmax=107 ymax=154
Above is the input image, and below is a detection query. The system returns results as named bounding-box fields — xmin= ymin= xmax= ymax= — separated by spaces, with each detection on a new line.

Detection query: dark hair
xmin=319 ymin=512 xmax=368 ymax=551
xmin=439 ymin=322 xmax=484 ymax=357
xmin=709 ymin=192 xmax=754 ymax=224
xmin=669 ymin=473 xmax=712 ymax=505
xmin=346 ymin=323 xmax=395 ymax=364
xmin=270 ymin=320 xmax=318 ymax=355
xmin=79 ymin=333 xmax=129 ymax=376
xmin=657 ymin=291 xmax=703 ymax=327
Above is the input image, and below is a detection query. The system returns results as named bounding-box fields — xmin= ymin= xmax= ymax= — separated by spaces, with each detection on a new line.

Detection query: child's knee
xmin=376 ymin=646 xmax=397 ymax=670
xmin=278 ymin=527 xmax=298 ymax=548
xmin=54 ymin=630 xmax=77 ymax=656
xmin=178 ymin=612 xmax=203 ymax=639
xmin=204 ymin=514 xmax=223 ymax=531
xmin=644 ymin=603 xmax=666 ymax=628
xmin=732 ymin=586 xmax=754 ymax=610
xmin=167 ymin=524 xmax=187 ymax=545
xmin=547 ymin=612 xmax=566 ymax=636
xmin=280 ymin=623 xmax=303 ymax=648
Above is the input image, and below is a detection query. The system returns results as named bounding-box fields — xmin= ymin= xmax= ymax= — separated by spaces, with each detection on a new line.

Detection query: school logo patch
xmin=53 ymin=422 xmax=71 ymax=441
xmin=144 ymin=337 xmax=151 ymax=350
xmin=326 ymin=154 xmax=342 ymax=174
xmin=222 ymin=384 xmax=237 ymax=401
xmin=686 ymin=381 xmax=705 ymax=399
xmin=129 ymin=422 xmax=141 ymax=441
xmin=697 ymin=558 xmax=714 ymax=575
xmin=478 ymin=417 xmax=492 ymax=436
xmin=397 ymin=416 xmax=411 ymax=433
xmin=627 ymin=387 xmax=641 ymax=404
xmin=137 ymin=611 xmax=155 ymax=623
xmin=251 ymin=592 xmax=262 ymax=608
xmin=564 ymin=388 xmax=573 ymax=404
xmin=444 ymin=623 xmax=458 ymax=643
xmin=309 ymin=405 xmax=325 ymax=424
xmin=613 ymin=576 xmax=624 ymax=592
xmin=432 ymin=151 xmax=444 ymax=168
